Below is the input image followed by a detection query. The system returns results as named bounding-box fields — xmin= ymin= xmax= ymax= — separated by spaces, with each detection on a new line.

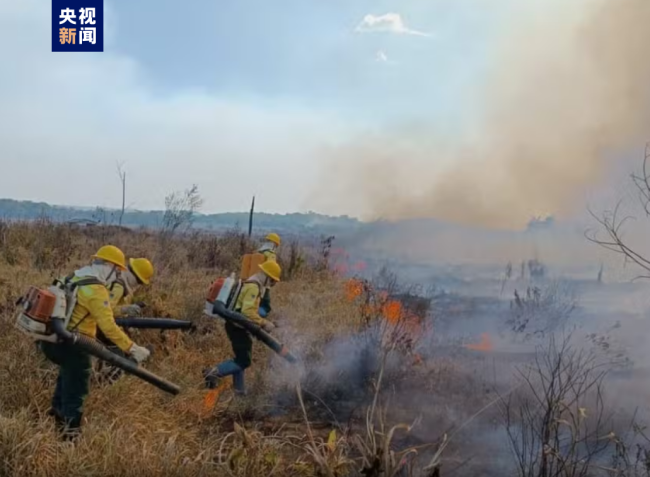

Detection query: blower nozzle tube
xmin=51 ymin=319 xmax=181 ymax=395
xmin=212 ymin=302 xmax=298 ymax=363
xmin=115 ymin=318 xmax=194 ymax=330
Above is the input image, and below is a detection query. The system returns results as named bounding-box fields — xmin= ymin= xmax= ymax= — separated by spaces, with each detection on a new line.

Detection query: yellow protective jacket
xmin=262 ymin=250 xmax=277 ymax=262
xmin=68 ymin=279 xmax=134 ymax=352
xmin=235 ymin=280 xmax=267 ymax=326
xmin=108 ymin=279 xmax=133 ymax=318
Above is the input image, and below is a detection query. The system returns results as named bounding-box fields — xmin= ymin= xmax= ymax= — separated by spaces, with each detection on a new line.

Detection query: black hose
xmin=51 ymin=319 xmax=181 ymax=395
xmin=212 ymin=302 xmax=298 ymax=363
xmin=115 ymin=318 xmax=194 ymax=330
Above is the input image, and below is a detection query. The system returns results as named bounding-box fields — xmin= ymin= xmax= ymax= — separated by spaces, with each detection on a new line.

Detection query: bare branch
xmin=630 ymin=143 xmax=650 ymax=217
xmin=116 ymin=161 xmax=126 ymax=226
xmin=501 ymin=332 xmax=619 ymax=477
xmin=586 ymin=199 xmax=650 ymax=277
xmin=162 ymin=184 xmax=204 ymax=236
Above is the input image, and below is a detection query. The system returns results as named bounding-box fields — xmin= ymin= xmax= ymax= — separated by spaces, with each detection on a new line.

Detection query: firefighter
xmin=95 ymin=257 xmax=155 ymax=384
xmin=203 ymin=260 xmax=282 ymax=395
xmin=257 ymin=233 xmax=280 ymax=318
xmin=39 ymin=245 xmax=151 ymax=440
xmin=257 ymin=232 xmax=281 ymax=262
xmin=109 ymin=257 xmax=155 ymax=318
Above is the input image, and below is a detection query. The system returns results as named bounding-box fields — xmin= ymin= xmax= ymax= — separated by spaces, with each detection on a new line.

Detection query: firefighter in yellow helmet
xmin=257 ymin=232 xmax=280 ymax=262
xmin=109 ymin=257 xmax=155 ymax=317
xmin=40 ymin=245 xmax=151 ymax=440
xmin=257 ymin=233 xmax=280 ymax=318
xmin=204 ymin=260 xmax=282 ymax=395
xmin=96 ymin=257 xmax=155 ymax=385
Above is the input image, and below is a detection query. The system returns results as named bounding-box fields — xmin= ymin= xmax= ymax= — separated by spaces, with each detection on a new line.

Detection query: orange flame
xmin=201 ymin=380 xmax=232 ymax=414
xmin=463 ymin=333 xmax=494 ymax=352
xmin=345 ymin=279 xmax=425 ymax=347
xmin=383 ymin=300 xmax=402 ymax=324
xmin=345 ymin=279 xmax=364 ymax=301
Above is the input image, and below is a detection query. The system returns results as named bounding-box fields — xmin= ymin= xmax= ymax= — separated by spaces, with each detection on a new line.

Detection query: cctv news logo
xmin=52 ymin=0 xmax=104 ymax=52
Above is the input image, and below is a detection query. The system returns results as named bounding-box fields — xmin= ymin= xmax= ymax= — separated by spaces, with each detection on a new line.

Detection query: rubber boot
xmin=203 ymin=368 xmax=221 ymax=390
xmin=204 ymin=360 xmax=246 ymax=393
xmin=232 ymin=370 xmax=247 ymax=396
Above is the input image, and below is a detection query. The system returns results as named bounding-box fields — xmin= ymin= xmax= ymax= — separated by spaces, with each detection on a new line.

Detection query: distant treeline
xmin=0 ymin=198 xmax=361 ymax=234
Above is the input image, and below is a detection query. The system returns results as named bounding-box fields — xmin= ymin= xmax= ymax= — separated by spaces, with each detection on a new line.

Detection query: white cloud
xmin=355 ymin=13 xmax=431 ymax=37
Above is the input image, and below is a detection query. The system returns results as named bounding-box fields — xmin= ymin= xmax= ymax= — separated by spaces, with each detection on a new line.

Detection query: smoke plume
xmin=313 ymin=0 xmax=650 ymax=229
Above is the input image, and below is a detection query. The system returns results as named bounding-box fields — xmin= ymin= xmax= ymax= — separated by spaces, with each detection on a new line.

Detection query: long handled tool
xmin=212 ymin=301 xmax=298 ymax=363
xmin=115 ymin=317 xmax=194 ymax=331
xmin=50 ymin=318 xmax=181 ymax=395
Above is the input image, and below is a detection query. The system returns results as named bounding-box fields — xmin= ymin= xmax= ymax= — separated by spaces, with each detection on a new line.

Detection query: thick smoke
xmin=313 ymin=0 xmax=650 ymax=229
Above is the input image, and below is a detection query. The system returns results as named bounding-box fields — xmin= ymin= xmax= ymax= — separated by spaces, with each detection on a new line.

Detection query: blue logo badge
xmin=52 ymin=0 xmax=104 ymax=52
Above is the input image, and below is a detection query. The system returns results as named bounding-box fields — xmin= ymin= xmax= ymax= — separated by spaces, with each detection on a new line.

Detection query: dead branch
xmin=586 ymin=202 xmax=650 ymax=277
xmin=630 ymin=144 xmax=650 ymax=217
xmin=500 ymin=332 xmax=617 ymax=477
xmin=116 ymin=161 xmax=126 ymax=226
xmin=587 ymin=146 xmax=650 ymax=281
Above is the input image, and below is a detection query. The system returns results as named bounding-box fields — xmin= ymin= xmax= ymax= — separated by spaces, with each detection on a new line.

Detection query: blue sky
xmin=111 ymin=0 xmax=493 ymax=121
xmin=0 ymin=0 xmax=519 ymax=215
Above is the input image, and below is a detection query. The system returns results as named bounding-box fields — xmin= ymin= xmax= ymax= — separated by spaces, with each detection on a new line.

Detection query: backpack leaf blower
xmin=204 ymin=258 xmax=299 ymax=363
xmin=15 ymin=286 xmax=181 ymax=395
xmin=212 ymin=301 xmax=298 ymax=363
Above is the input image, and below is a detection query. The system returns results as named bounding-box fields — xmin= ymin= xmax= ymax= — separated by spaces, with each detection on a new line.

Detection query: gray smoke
xmin=312 ymin=0 xmax=650 ymax=230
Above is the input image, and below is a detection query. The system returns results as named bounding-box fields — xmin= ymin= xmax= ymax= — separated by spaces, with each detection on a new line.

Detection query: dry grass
xmin=0 ymin=220 xmax=453 ymax=477
xmin=5 ymin=220 xmax=641 ymax=476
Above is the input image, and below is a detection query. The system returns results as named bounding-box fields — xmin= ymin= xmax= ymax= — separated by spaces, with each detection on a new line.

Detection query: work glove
xmin=261 ymin=320 xmax=276 ymax=333
xmin=120 ymin=304 xmax=143 ymax=317
xmin=129 ymin=343 xmax=151 ymax=364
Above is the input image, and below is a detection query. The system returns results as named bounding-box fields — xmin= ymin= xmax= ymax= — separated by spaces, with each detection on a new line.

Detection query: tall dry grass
xmin=0 ymin=220 xmax=450 ymax=477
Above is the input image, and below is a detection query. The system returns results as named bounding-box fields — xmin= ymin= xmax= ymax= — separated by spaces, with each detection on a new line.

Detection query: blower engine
xmin=15 ymin=285 xmax=68 ymax=342
xmin=203 ymin=252 xmax=266 ymax=318
xmin=15 ymin=282 xmax=183 ymax=395
xmin=204 ymin=273 xmax=241 ymax=319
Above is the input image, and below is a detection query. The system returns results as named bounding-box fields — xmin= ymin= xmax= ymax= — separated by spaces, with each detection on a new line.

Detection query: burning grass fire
xmin=344 ymin=277 xmax=427 ymax=363
xmin=462 ymin=332 xmax=493 ymax=352
xmin=5 ymin=147 xmax=650 ymax=475
xmin=3 ymin=0 xmax=650 ymax=473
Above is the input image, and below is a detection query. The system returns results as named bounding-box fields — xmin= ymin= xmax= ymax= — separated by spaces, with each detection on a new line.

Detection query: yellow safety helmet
xmin=128 ymin=257 xmax=154 ymax=285
xmin=265 ymin=233 xmax=281 ymax=247
xmin=259 ymin=260 xmax=281 ymax=282
xmin=92 ymin=245 xmax=127 ymax=270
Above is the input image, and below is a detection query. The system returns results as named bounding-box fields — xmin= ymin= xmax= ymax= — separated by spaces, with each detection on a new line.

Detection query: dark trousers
xmin=40 ymin=341 xmax=91 ymax=431
xmin=207 ymin=322 xmax=253 ymax=393
xmin=226 ymin=322 xmax=253 ymax=370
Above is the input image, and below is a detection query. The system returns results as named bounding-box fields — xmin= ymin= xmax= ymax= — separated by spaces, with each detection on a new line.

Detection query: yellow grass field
xmin=0 ymin=219 xmax=445 ymax=477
